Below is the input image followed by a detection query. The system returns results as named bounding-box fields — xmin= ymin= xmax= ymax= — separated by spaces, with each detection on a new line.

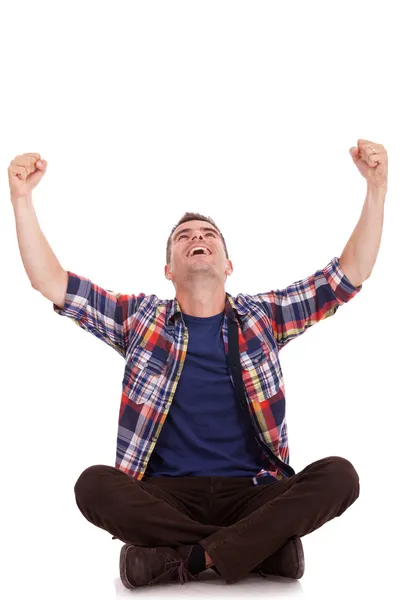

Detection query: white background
xmin=1 ymin=1 xmax=398 ymax=598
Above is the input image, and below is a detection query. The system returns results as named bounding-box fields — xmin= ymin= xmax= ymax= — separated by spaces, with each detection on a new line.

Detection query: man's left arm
xmin=251 ymin=139 xmax=387 ymax=351
xmin=339 ymin=139 xmax=388 ymax=286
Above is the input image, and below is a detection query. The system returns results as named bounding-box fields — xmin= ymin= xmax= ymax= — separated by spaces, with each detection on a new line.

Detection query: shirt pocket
xmin=123 ymin=345 xmax=168 ymax=405
xmin=240 ymin=340 xmax=282 ymax=399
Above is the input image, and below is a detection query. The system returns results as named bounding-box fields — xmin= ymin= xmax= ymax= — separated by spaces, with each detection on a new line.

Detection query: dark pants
xmin=74 ymin=455 xmax=360 ymax=584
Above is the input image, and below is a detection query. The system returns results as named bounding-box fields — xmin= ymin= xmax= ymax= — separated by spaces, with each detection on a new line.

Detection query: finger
xmin=13 ymin=155 xmax=40 ymax=166
xmin=357 ymin=139 xmax=382 ymax=146
xmin=9 ymin=165 xmax=28 ymax=179
xmin=364 ymin=152 xmax=381 ymax=166
xmin=11 ymin=155 xmax=39 ymax=175
xmin=356 ymin=144 xmax=379 ymax=164
xmin=357 ymin=140 xmax=384 ymax=152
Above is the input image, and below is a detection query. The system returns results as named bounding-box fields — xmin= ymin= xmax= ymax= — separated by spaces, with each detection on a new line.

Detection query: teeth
xmin=187 ymin=246 xmax=211 ymax=257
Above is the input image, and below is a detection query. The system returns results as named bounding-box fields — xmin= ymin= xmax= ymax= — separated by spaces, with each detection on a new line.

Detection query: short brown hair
xmin=166 ymin=212 xmax=229 ymax=265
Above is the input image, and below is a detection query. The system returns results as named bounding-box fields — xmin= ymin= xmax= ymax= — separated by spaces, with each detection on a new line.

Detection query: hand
xmin=8 ymin=153 xmax=47 ymax=201
xmin=349 ymin=139 xmax=388 ymax=191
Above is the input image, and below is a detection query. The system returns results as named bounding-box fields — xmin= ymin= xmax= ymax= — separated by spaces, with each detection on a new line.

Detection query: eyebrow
xmin=172 ymin=227 xmax=219 ymax=242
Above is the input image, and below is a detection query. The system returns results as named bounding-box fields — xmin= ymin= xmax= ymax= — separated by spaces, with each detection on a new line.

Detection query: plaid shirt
xmin=53 ymin=255 xmax=362 ymax=484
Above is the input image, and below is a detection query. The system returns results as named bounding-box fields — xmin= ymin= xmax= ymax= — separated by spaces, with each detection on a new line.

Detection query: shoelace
xmin=147 ymin=548 xmax=199 ymax=586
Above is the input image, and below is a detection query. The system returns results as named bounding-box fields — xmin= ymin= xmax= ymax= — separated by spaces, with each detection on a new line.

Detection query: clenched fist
xmin=8 ymin=153 xmax=47 ymax=201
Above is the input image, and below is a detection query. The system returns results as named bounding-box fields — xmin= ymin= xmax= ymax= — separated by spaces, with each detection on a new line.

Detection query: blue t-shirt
xmin=145 ymin=310 xmax=265 ymax=477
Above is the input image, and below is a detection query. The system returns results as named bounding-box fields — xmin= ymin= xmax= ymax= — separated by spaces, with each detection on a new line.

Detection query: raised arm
xmin=250 ymin=257 xmax=362 ymax=351
xmin=9 ymin=152 xmax=143 ymax=357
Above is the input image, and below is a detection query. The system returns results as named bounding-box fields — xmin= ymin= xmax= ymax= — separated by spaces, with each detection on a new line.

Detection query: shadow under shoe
xmin=120 ymin=543 xmax=200 ymax=589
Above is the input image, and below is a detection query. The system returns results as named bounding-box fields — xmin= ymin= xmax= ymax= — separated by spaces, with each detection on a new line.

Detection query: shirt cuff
xmin=53 ymin=270 xmax=92 ymax=320
xmin=323 ymin=256 xmax=363 ymax=305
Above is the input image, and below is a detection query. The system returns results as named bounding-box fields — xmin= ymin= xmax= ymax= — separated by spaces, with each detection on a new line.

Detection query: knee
xmin=326 ymin=456 xmax=360 ymax=495
xmin=74 ymin=464 xmax=114 ymax=503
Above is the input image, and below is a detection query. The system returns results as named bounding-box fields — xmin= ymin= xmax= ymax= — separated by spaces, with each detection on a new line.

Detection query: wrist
xmin=11 ymin=194 xmax=33 ymax=207
xmin=366 ymin=185 xmax=387 ymax=202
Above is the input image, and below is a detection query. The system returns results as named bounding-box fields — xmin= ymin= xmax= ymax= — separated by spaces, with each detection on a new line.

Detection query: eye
xmin=178 ymin=231 xmax=216 ymax=241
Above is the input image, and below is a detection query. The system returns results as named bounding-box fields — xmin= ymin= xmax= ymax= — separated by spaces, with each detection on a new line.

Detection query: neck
xmin=175 ymin=284 xmax=226 ymax=317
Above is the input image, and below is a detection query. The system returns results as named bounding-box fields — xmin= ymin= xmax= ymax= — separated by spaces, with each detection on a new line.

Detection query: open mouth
xmin=186 ymin=247 xmax=212 ymax=258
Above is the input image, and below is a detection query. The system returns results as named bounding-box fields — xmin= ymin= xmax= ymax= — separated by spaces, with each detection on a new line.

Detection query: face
xmin=165 ymin=220 xmax=233 ymax=284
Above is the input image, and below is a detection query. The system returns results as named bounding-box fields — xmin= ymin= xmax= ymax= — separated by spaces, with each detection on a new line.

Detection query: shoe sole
xmin=292 ymin=536 xmax=305 ymax=579
xmin=120 ymin=544 xmax=135 ymax=590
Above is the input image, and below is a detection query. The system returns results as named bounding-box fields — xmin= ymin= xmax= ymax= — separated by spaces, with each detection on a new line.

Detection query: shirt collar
xmin=166 ymin=291 xmax=250 ymax=324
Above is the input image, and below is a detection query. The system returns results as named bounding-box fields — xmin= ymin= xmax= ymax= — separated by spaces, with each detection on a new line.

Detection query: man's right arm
xmin=12 ymin=194 xmax=68 ymax=307
xmin=12 ymin=193 xmax=145 ymax=357
xmin=9 ymin=155 xmax=145 ymax=357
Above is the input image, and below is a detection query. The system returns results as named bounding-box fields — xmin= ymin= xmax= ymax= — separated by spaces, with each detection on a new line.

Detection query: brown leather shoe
xmin=253 ymin=536 xmax=305 ymax=579
xmin=119 ymin=543 xmax=200 ymax=589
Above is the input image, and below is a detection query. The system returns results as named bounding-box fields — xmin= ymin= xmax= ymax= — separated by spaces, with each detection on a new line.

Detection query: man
xmin=8 ymin=140 xmax=387 ymax=588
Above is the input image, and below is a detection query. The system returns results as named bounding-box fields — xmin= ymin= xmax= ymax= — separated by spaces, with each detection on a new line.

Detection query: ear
xmin=165 ymin=267 xmax=175 ymax=282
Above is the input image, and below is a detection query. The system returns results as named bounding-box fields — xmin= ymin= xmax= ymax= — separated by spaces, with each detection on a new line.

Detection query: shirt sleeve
xmin=251 ymin=256 xmax=363 ymax=351
xmin=53 ymin=270 xmax=145 ymax=357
